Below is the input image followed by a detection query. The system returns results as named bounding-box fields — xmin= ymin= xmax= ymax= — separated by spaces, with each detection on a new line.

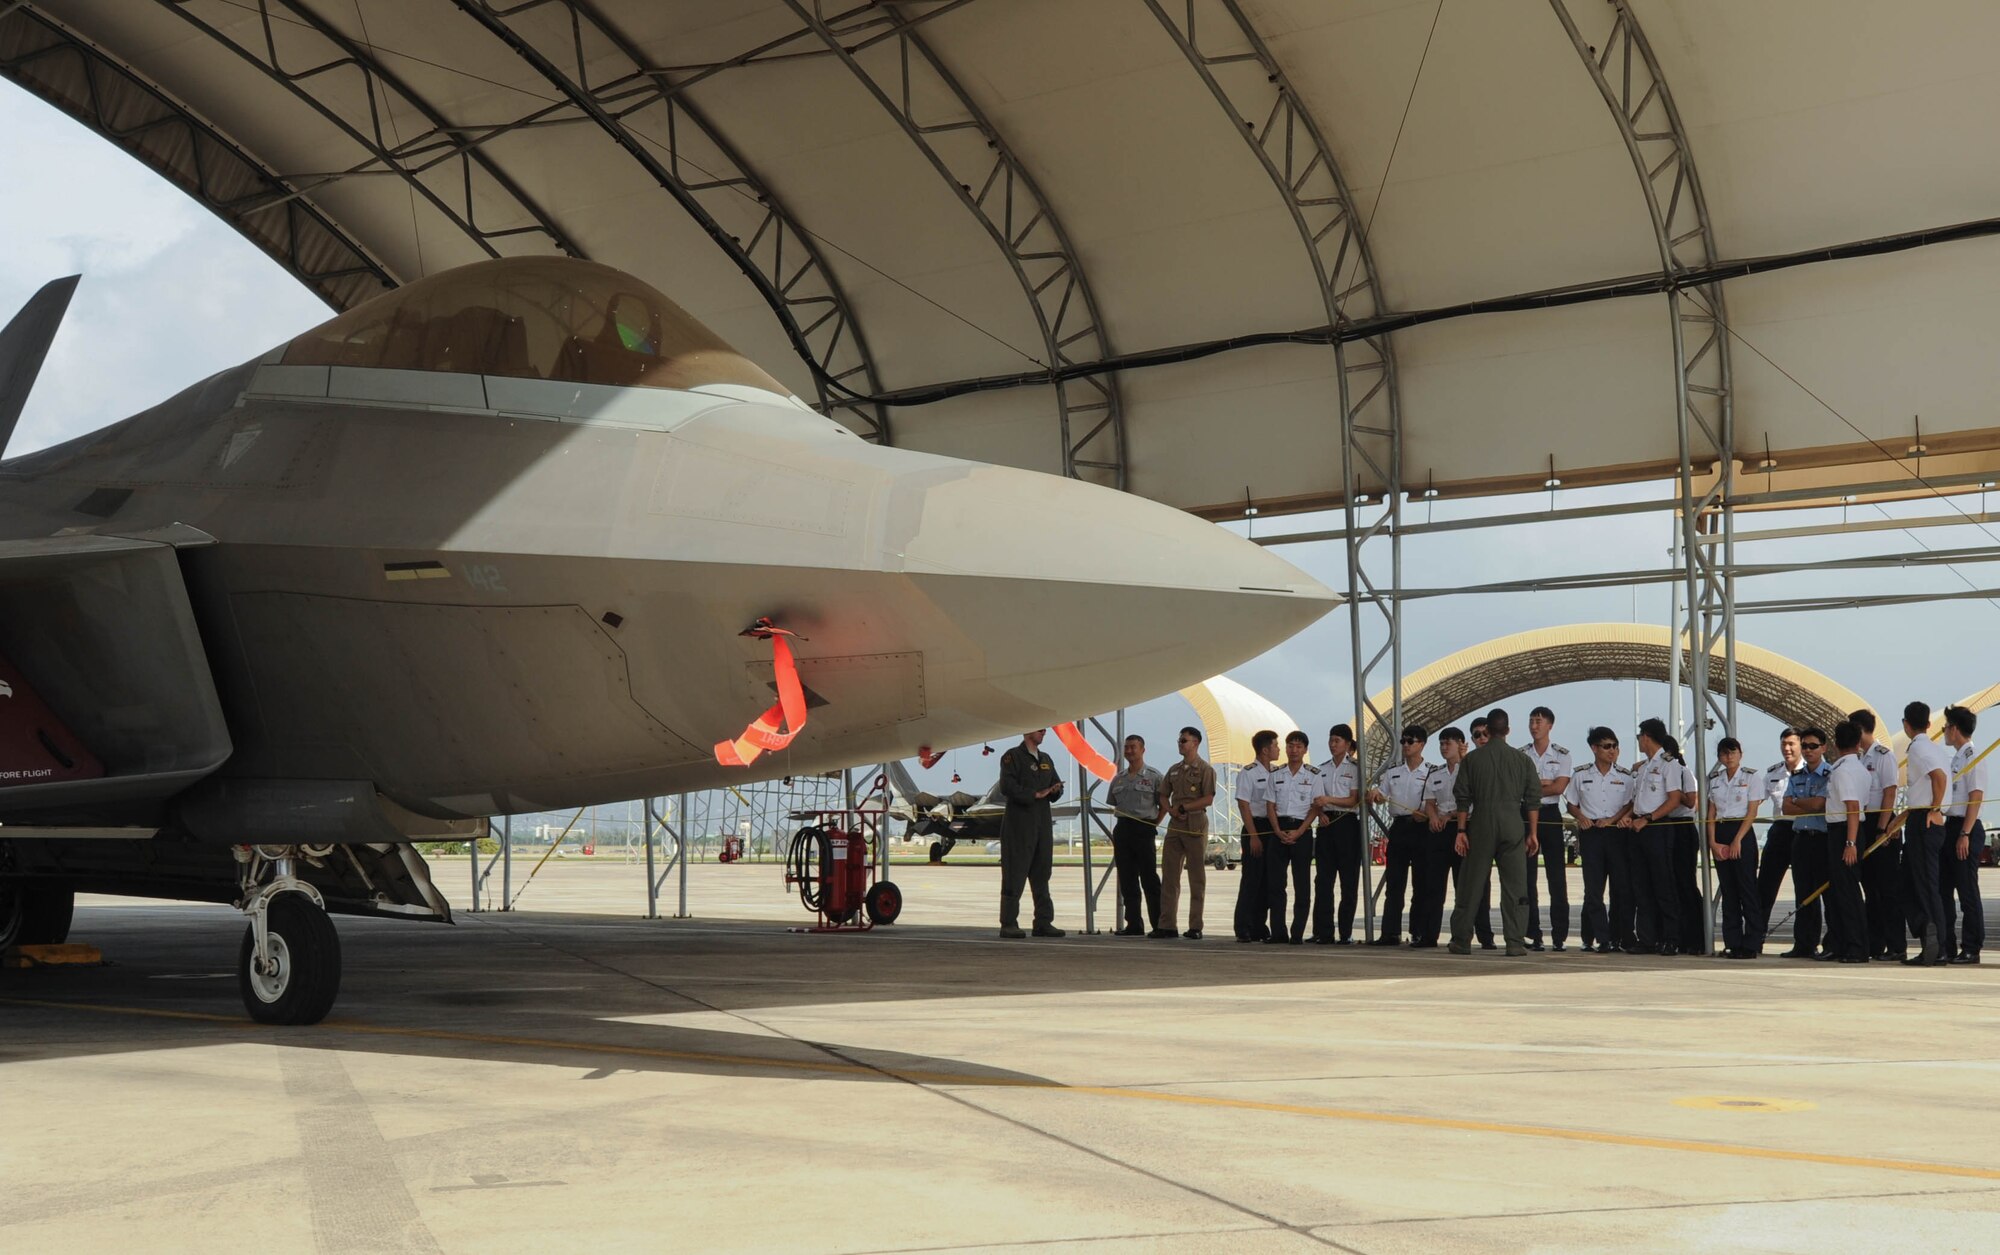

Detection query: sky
xmin=6 ymin=80 xmax=1997 ymax=809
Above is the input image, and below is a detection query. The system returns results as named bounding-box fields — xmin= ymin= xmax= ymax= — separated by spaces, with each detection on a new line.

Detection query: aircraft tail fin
xmin=0 ymin=275 xmax=80 ymax=460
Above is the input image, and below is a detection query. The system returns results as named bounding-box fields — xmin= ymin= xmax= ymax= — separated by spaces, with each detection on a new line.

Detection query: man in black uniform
xmin=1758 ymin=728 xmax=1803 ymax=942
xmin=1234 ymin=729 xmax=1279 ymax=942
xmin=997 ymin=729 xmax=1065 ymax=938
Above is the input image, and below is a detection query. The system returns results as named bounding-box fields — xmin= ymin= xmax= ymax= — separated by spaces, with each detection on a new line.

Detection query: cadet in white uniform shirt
xmin=1264 ymin=731 xmax=1321 ymax=945
xmin=1369 ymin=725 xmax=1432 ymax=946
xmin=1412 ymin=727 xmax=1469 ymax=948
xmin=1707 ymin=737 xmax=1763 ymax=959
xmin=1822 ymin=721 xmax=1872 ymax=962
xmin=1233 ymin=730 xmax=1279 ymax=943
xmin=1898 ymin=701 xmax=1953 ymax=966
xmin=1660 ymin=734 xmax=1705 ymax=954
xmin=1625 ymin=718 xmax=1683 ymax=955
xmin=1850 ymin=708 xmax=1904 ymax=960
xmin=1564 ymin=726 xmax=1635 ymax=953
xmin=1940 ymin=704 xmax=1986 ymax=963
xmin=1312 ymin=725 xmax=1365 ymax=945
xmin=1523 ymin=706 xmax=1574 ymax=951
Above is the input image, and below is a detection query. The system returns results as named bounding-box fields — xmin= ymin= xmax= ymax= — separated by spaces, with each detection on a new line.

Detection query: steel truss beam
xmin=782 ymin=0 xmax=1124 ymax=486
xmin=456 ymin=0 xmax=892 ymax=443
xmin=157 ymin=0 xmax=579 ymax=274
xmin=1143 ymin=0 xmax=1401 ymax=937
xmin=1553 ymin=0 xmax=1732 ymax=950
xmin=0 ymin=5 xmax=390 ymax=310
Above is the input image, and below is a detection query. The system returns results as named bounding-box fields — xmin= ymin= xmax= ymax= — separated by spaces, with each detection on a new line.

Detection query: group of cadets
xmin=1049 ymin=700 xmax=1988 ymax=962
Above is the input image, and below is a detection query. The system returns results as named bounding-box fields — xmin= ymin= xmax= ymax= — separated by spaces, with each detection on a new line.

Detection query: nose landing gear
xmin=234 ymin=845 xmax=341 ymax=1025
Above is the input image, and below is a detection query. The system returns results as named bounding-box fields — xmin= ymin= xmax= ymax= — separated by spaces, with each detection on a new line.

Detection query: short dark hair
xmin=1587 ymin=725 xmax=1617 ymax=747
xmin=1638 ymin=717 xmax=1668 ymax=742
xmin=1328 ymin=723 xmax=1354 ymax=744
xmin=1252 ymin=729 xmax=1278 ymax=754
xmin=1849 ymin=708 xmax=1876 ymax=734
xmin=1717 ymin=736 xmax=1742 ymax=755
xmin=1401 ymin=723 xmax=1428 ymax=743
xmin=1834 ymin=720 xmax=1862 ymax=751
xmin=1530 ymin=705 xmax=1555 ymax=723
xmin=1945 ymin=705 xmax=1978 ymax=737
xmin=1800 ymin=725 xmax=1828 ymax=747
xmin=1179 ymin=726 xmax=1203 ymax=746
xmin=1439 ymin=726 xmax=1466 ymax=745
xmin=1124 ymin=733 xmax=1145 ymax=748
xmin=1485 ymin=708 xmax=1511 ymax=737
xmin=1469 ymin=716 xmax=1490 ymax=733
xmin=1285 ymin=730 xmax=1309 ymax=748
xmin=1904 ymin=701 xmax=1931 ymax=731
xmin=1779 ymin=726 xmax=1801 ymax=743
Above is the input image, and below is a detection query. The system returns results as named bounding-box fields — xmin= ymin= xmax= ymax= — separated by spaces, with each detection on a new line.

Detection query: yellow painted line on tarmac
xmin=10 ymin=995 xmax=2000 ymax=1183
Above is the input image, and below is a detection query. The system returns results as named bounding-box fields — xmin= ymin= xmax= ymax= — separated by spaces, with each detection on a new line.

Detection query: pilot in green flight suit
xmin=998 ymin=729 xmax=1066 ymax=938
xmin=1449 ymin=707 xmax=1544 ymax=955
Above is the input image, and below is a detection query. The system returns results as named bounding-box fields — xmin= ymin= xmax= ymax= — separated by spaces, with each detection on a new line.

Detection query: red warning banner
xmin=0 ymin=653 xmax=105 ymax=786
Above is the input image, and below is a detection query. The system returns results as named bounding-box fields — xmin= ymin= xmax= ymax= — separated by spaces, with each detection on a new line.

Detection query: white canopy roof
xmin=9 ymin=0 xmax=1999 ymax=516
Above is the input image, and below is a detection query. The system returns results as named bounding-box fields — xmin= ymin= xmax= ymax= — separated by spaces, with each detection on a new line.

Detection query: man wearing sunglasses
xmin=1368 ymin=725 xmax=1433 ymax=946
xmin=1781 ymin=728 xmax=1832 ymax=959
xmin=1563 ymin=726 xmax=1634 ymax=953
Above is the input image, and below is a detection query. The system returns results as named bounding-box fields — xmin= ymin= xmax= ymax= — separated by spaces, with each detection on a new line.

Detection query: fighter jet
xmin=876 ymin=759 xmax=1085 ymax=862
xmin=0 ymin=257 xmax=1335 ymax=1023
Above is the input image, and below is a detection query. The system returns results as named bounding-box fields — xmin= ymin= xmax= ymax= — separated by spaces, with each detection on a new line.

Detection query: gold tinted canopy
xmin=283 ymin=257 xmax=787 ymax=397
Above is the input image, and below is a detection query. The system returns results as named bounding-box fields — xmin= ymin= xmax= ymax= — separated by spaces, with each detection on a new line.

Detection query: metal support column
xmin=644 ymin=795 xmax=690 ymax=920
xmin=1554 ymin=0 xmax=1736 ymax=953
xmin=677 ymin=794 xmax=690 ymax=918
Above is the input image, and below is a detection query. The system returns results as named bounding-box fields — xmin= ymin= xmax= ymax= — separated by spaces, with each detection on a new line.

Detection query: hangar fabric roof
xmin=1176 ymin=674 xmax=1299 ymax=769
xmin=1356 ymin=623 xmax=1871 ymax=770
xmin=9 ymin=0 xmax=2000 ymax=517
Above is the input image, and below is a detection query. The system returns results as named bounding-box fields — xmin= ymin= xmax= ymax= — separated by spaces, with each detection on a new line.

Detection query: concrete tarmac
xmin=4 ymin=858 xmax=1997 ymax=1253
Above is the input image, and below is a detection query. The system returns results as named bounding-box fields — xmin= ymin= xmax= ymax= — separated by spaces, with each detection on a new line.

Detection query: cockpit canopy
xmin=282 ymin=257 xmax=788 ymax=396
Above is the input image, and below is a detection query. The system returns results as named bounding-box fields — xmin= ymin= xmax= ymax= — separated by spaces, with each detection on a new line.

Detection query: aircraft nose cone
xmin=894 ymin=463 xmax=1337 ymax=717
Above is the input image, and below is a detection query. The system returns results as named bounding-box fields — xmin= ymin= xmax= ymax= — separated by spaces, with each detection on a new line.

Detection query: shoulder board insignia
xmin=1551 ymin=743 xmax=1568 ymax=756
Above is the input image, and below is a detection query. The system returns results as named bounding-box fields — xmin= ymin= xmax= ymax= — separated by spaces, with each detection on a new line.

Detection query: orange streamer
xmin=1054 ymin=721 xmax=1116 ymax=781
xmin=715 ymin=622 xmax=806 ymax=768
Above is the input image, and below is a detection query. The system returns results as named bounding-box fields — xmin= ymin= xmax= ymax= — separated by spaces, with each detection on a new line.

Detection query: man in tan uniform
xmin=1158 ymin=726 xmax=1216 ymax=939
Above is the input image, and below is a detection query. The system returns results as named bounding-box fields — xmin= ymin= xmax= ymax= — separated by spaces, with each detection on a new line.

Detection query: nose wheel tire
xmin=865 ymin=880 xmax=903 ymax=925
xmin=238 ymin=893 xmax=341 ymax=1025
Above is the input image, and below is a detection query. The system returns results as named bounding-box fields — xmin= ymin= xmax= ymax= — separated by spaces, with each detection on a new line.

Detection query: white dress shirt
xmin=1905 ymin=735 xmax=1952 ymax=809
xmin=1421 ymin=762 xmax=1460 ymax=819
xmin=1947 ymin=742 xmax=1986 ymax=816
xmin=1564 ymin=762 xmax=1635 ymax=822
xmin=1632 ymin=750 xmax=1675 ymax=818
xmin=1658 ymin=759 xmax=1696 ymax=818
xmin=1708 ymin=765 xmax=1757 ymax=820
xmin=1762 ymin=760 xmax=1796 ymax=814
xmin=1377 ymin=759 xmax=1432 ymax=818
xmin=1826 ymin=755 xmax=1873 ymax=837
xmin=1863 ymin=741 xmax=1899 ymax=807
xmin=1269 ymin=762 xmax=1322 ymax=820
xmin=1527 ymin=740 xmax=1573 ymax=805
xmin=1316 ymin=756 xmax=1360 ymax=816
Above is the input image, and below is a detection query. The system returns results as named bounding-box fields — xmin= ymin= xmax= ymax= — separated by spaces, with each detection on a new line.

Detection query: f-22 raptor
xmin=0 ymin=257 xmax=1334 ymax=1023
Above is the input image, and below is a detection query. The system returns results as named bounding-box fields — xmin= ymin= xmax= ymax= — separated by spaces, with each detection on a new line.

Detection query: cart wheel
xmin=865 ymin=881 xmax=903 ymax=925
xmin=928 ymin=840 xmax=945 ymax=864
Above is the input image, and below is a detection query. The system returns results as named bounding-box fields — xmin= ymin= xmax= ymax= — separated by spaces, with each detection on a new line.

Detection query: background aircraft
xmin=0 ymin=257 xmax=1334 ymax=1024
